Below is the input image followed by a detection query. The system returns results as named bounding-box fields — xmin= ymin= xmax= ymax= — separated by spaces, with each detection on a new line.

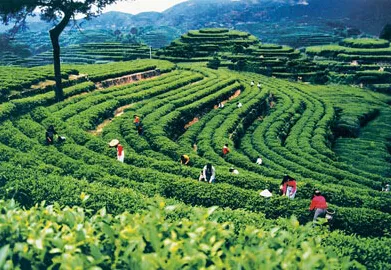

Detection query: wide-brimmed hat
xmin=260 ymin=189 xmax=272 ymax=198
xmin=109 ymin=139 xmax=119 ymax=147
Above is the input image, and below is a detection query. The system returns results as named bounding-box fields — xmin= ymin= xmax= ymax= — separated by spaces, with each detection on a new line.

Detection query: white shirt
xmin=237 ymin=103 xmax=242 ymax=108
xmin=203 ymin=165 xmax=216 ymax=182
xmin=256 ymin=158 xmax=263 ymax=165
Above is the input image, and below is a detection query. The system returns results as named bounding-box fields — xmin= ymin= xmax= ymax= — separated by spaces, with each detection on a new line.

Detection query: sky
xmin=103 ymin=0 xmax=189 ymax=14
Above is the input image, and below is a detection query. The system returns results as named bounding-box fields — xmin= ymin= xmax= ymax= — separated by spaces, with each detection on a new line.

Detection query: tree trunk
xmin=49 ymin=12 xmax=72 ymax=102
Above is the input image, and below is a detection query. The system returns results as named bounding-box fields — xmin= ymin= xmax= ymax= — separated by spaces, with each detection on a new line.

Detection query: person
xmin=45 ymin=125 xmax=57 ymax=145
xmin=180 ymin=154 xmax=190 ymax=165
xmin=250 ymin=81 xmax=255 ymax=87
xmin=383 ymin=184 xmax=390 ymax=192
xmin=267 ymin=92 xmax=275 ymax=108
xmin=237 ymin=102 xmax=243 ymax=108
xmin=117 ymin=143 xmax=124 ymax=163
xmin=282 ymin=176 xmax=297 ymax=199
xmin=203 ymin=163 xmax=216 ymax=184
xmin=229 ymin=167 xmax=239 ymax=175
xmin=137 ymin=125 xmax=144 ymax=136
xmin=222 ymin=144 xmax=230 ymax=155
xmin=133 ymin=115 xmax=140 ymax=127
xmin=279 ymin=175 xmax=289 ymax=195
xmin=198 ymin=170 xmax=205 ymax=181
xmin=257 ymin=82 xmax=261 ymax=89
xmin=309 ymin=190 xmax=328 ymax=222
xmin=256 ymin=157 xmax=263 ymax=165
xmin=193 ymin=143 xmax=198 ymax=153
xmin=218 ymin=102 xmax=224 ymax=108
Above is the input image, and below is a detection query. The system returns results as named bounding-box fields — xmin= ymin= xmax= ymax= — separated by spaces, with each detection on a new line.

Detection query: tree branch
xmin=49 ymin=10 xmax=72 ymax=35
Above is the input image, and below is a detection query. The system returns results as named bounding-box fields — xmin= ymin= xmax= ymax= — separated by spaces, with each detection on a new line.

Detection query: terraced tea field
xmin=1 ymin=57 xmax=391 ymax=268
xmin=307 ymin=38 xmax=391 ymax=91
xmin=157 ymin=28 xmax=304 ymax=78
xmin=15 ymin=43 xmax=153 ymax=66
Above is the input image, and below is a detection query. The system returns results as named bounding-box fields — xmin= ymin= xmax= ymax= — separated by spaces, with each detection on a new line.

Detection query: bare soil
xmin=88 ymin=104 xmax=135 ymax=136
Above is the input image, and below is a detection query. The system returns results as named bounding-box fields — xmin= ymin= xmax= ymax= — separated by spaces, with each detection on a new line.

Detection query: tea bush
xmin=0 ymin=59 xmax=391 ymax=267
xmin=0 ymin=199 xmax=362 ymax=269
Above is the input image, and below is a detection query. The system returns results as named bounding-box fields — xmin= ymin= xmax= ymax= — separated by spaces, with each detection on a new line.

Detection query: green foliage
xmin=22 ymin=43 xmax=154 ymax=65
xmin=380 ymin=23 xmax=391 ymax=41
xmin=0 ymin=58 xmax=391 ymax=267
xmin=199 ymin=28 xmax=230 ymax=34
xmin=0 ymin=60 xmax=175 ymax=120
xmin=207 ymin=56 xmax=221 ymax=70
xmin=305 ymin=37 xmax=391 ymax=87
xmin=0 ymin=65 xmax=77 ymax=100
xmin=0 ymin=199 xmax=361 ymax=269
xmin=341 ymin=38 xmax=390 ymax=48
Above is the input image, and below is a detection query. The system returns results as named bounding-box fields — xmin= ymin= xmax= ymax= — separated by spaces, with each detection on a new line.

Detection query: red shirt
xmin=222 ymin=146 xmax=230 ymax=155
xmin=117 ymin=144 xmax=123 ymax=156
xmin=283 ymin=180 xmax=296 ymax=194
xmin=309 ymin=196 xmax=327 ymax=210
xmin=134 ymin=116 xmax=140 ymax=123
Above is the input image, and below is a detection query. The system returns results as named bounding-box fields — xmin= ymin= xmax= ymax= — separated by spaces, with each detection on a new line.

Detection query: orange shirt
xmin=134 ymin=116 xmax=140 ymax=123
xmin=181 ymin=154 xmax=190 ymax=164
xmin=222 ymin=146 xmax=230 ymax=155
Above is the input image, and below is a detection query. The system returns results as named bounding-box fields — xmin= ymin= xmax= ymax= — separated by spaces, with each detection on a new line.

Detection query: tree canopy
xmin=380 ymin=23 xmax=391 ymax=42
xmin=0 ymin=0 xmax=123 ymax=28
xmin=0 ymin=0 xmax=126 ymax=101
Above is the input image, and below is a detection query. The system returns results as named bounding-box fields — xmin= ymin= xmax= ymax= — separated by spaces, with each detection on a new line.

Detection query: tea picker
xmin=46 ymin=125 xmax=66 ymax=145
xmin=309 ymin=190 xmax=328 ymax=222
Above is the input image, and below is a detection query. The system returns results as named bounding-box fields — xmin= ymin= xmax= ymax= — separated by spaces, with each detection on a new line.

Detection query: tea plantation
xmin=306 ymin=38 xmax=391 ymax=91
xmin=158 ymin=29 xmax=391 ymax=88
xmin=1 ymin=34 xmax=391 ymax=268
xmin=19 ymin=43 xmax=153 ymax=66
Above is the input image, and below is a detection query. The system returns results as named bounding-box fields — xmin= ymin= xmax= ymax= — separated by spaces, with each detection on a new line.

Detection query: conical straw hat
xmin=109 ymin=139 xmax=119 ymax=147
xmin=260 ymin=189 xmax=272 ymax=198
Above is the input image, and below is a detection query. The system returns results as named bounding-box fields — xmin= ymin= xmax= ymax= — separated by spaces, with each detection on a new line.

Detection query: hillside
xmin=306 ymin=38 xmax=391 ymax=91
xmin=2 ymin=0 xmax=390 ymax=62
xmin=78 ymin=0 xmax=391 ymax=36
xmin=0 ymin=55 xmax=391 ymax=267
xmin=13 ymin=42 xmax=153 ymax=66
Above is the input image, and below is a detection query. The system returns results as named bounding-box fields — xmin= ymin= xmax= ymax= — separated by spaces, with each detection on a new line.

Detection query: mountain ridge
xmin=77 ymin=0 xmax=391 ymax=35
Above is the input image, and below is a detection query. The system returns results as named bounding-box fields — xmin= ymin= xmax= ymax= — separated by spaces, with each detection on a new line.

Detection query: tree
xmin=380 ymin=23 xmax=391 ymax=42
xmin=207 ymin=55 xmax=220 ymax=70
xmin=234 ymin=59 xmax=247 ymax=71
xmin=233 ymin=44 xmax=245 ymax=54
xmin=0 ymin=0 xmax=126 ymax=102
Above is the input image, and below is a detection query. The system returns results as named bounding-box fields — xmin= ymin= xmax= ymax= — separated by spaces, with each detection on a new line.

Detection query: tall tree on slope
xmin=380 ymin=23 xmax=391 ymax=42
xmin=0 ymin=0 xmax=127 ymax=102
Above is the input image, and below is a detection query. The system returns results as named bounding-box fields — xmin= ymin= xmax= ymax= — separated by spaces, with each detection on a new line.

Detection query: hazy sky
xmin=103 ymin=0 xmax=189 ymax=14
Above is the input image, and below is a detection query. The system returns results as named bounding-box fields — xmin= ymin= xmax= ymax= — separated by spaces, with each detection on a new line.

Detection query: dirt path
xmin=185 ymin=89 xmax=242 ymax=129
xmin=29 ymin=73 xmax=88 ymax=91
xmin=229 ymin=89 xmax=242 ymax=100
xmin=66 ymin=69 xmax=163 ymax=101
xmin=88 ymin=104 xmax=135 ymax=136
xmin=30 ymin=80 xmax=56 ymax=90
xmin=213 ymin=89 xmax=242 ymax=109
xmin=96 ymin=69 xmax=160 ymax=89
xmin=65 ymin=92 xmax=89 ymax=101
xmin=184 ymin=117 xmax=199 ymax=129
